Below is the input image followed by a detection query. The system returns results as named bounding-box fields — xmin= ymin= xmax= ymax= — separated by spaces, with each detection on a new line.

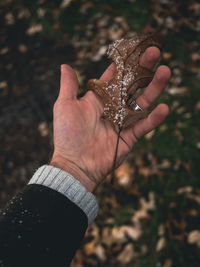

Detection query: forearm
xmin=0 ymin=165 xmax=98 ymax=267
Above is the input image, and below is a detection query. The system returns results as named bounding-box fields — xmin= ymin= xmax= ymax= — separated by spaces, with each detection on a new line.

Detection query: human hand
xmin=50 ymin=47 xmax=171 ymax=192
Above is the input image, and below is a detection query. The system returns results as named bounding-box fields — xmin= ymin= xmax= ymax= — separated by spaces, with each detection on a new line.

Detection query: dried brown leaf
xmin=117 ymin=244 xmax=135 ymax=264
xmin=87 ymin=33 xmax=164 ymax=128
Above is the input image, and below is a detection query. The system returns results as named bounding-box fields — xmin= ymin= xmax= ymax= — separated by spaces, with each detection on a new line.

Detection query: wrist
xmin=49 ymin=154 xmax=97 ymax=192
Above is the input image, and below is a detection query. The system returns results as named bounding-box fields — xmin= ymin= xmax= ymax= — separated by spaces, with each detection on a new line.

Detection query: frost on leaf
xmin=87 ymin=33 xmax=164 ymax=128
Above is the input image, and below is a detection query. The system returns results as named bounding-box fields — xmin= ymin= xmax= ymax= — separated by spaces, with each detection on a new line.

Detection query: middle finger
xmin=136 ymin=65 xmax=171 ymax=109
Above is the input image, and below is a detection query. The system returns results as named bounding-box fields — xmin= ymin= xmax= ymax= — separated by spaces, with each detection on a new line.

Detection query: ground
xmin=0 ymin=0 xmax=200 ymax=266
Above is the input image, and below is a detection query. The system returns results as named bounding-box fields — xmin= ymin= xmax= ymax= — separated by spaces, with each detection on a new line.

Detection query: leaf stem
xmin=111 ymin=127 xmax=122 ymax=185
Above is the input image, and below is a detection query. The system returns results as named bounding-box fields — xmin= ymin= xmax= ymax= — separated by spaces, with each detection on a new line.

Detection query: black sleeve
xmin=0 ymin=184 xmax=88 ymax=267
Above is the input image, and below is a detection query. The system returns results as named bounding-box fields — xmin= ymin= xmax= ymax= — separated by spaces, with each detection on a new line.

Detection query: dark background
xmin=0 ymin=0 xmax=200 ymax=266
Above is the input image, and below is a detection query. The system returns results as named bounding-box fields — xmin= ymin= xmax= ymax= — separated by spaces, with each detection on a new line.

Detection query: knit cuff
xmin=28 ymin=165 xmax=98 ymax=224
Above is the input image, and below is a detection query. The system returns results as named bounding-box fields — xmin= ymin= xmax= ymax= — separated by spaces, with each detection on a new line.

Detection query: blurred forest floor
xmin=0 ymin=0 xmax=200 ymax=266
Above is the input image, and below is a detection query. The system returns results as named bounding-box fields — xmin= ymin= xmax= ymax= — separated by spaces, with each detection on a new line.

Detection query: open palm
xmin=51 ymin=47 xmax=171 ymax=192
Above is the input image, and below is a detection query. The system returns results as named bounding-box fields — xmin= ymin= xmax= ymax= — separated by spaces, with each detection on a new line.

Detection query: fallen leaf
xmin=0 ymin=81 xmax=8 ymax=89
xmin=117 ymin=244 xmax=134 ymax=264
xmin=27 ymin=24 xmax=43 ymax=35
xmin=163 ymin=259 xmax=173 ymax=267
xmin=95 ymin=244 xmax=106 ymax=261
xmin=177 ymin=186 xmax=193 ymax=194
xmin=145 ymin=129 xmax=155 ymax=140
xmin=188 ymin=230 xmax=200 ymax=247
xmin=167 ymin=87 xmax=188 ymax=96
xmin=116 ymin=161 xmax=134 ymax=187
xmin=38 ymin=122 xmax=49 ymax=137
xmin=156 ymin=237 xmax=166 ymax=251
xmin=158 ymin=224 xmax=165 ymax=236
xmin=87 ymin=33 xmax=164 ymax=128
xmin=18 ymin=44 xmax=28 ymax=53
xmin=163 ymin=52 xmax=172 ymax=60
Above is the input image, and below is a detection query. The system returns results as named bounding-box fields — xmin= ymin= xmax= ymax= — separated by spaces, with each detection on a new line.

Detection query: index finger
xmin=99 ymin=46 xmax=160 ymax=82
xmin=100 ymin=63 xmax=116 ymax=81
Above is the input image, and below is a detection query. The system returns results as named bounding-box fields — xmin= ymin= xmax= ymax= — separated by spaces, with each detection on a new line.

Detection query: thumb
xmin=58 ymin=64 xmax=78 ymax=100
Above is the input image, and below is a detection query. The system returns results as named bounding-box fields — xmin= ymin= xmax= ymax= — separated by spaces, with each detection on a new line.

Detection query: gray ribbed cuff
xmin=28 ymin=165 xmax=98 ymax=224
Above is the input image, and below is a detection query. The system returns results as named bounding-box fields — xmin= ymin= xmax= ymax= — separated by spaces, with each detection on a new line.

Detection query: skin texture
xmin=50 ymin=46 xmax=171 ymax=192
